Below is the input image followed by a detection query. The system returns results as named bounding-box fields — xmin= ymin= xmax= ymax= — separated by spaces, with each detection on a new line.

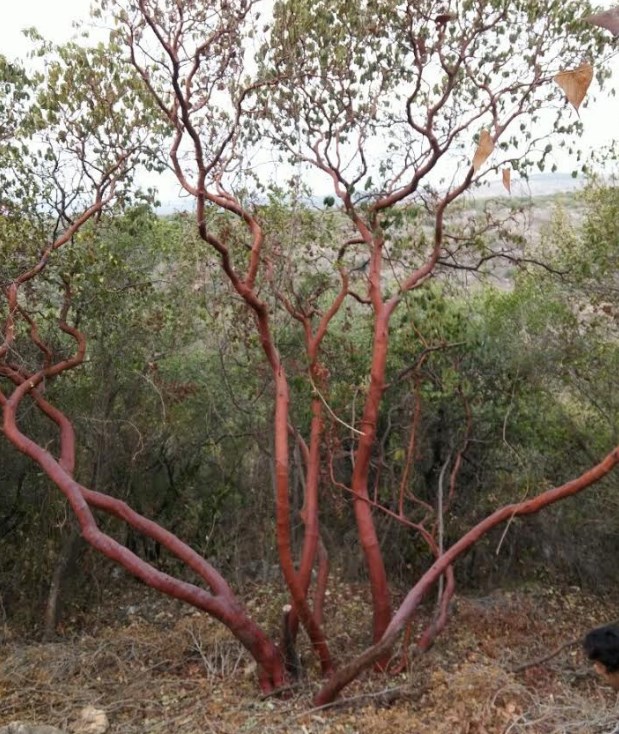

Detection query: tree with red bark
xmin=2 ymin=0 xmax=618 ymax=704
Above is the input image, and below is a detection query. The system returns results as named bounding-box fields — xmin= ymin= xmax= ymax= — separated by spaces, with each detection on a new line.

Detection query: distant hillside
xmin=476 ymin=171 xmax=585 ymax=199
xmin=156 ymin=172 xmax=587 ymax=214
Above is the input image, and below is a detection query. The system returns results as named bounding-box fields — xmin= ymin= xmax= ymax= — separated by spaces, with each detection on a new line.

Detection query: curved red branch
xmin=1 ymin=376 xmax=285 ymax=692
xmin=315 ymin=446 xmax=619 ymax=704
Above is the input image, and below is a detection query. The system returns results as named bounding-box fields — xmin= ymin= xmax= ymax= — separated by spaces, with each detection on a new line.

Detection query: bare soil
xmin=1 ymin=581 xmax=618 ymax=733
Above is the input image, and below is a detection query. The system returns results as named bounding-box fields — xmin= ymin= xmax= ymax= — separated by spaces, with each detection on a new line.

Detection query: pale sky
xmin=1 ymin=0 xmax=93 ymax=56
xmin=2 ymin=0 xmax=618 ymax=203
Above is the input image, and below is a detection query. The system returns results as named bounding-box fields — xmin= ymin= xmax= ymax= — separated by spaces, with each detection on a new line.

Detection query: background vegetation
xmin=2 ymin=181 xmax=617 ymax=631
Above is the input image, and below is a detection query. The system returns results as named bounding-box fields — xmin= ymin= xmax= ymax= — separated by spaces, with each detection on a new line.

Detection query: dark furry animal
xmin=584 ymin=624 xmax=619 ymax=690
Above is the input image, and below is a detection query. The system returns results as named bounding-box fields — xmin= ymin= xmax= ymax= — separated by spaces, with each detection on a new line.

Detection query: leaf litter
xmin=1 ymin=582 xmax=618 ymax=733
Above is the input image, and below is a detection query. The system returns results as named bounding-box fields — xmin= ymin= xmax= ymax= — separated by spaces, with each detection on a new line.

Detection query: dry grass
xmin=1 ymin=583 xmax=618 ymax=733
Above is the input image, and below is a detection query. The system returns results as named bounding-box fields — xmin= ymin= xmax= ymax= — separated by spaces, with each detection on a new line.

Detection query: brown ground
xmin=1 ymin=581 xmax=618 ymax=733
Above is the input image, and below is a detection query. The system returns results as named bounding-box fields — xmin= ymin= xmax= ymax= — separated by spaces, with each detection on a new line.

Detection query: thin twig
xmin=260 ymin=682 xmax=304 ymax=700
xmin=297 ymin=684 xmax=412 ymax=717
xmin=510 ymin=638 xmax=580 ymax=674
xmin=309 ymin=374 xmax=365 ymax=435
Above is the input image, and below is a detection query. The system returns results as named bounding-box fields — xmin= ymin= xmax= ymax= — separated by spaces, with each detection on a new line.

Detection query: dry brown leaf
xmin=585 ymin=6 xmax=619 ymax=36
xmin=502 ymin=168 xmax=511 ymax=194
xmin=554 ymin=63 xmax=593 ymax=112
xmin=472 ymin=129 xmax=494 ymax=172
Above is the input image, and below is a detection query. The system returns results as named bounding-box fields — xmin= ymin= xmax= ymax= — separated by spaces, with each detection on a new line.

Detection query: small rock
xmin=71 ymin=707 xmax=109 ymax=734
xmin=0 ymin=724 xmax=67 ymax=734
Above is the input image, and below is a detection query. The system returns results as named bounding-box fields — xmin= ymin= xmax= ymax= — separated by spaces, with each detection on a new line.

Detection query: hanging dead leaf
xmin=553 ymin=63 xmax=593 ymax=112
xmin=585 ymin=6 xmax=619 ymax=36
xmin=472 ymin=129 xmax=494 ymax=172
xmin=502 ymin=168 xmax=511 ymax=194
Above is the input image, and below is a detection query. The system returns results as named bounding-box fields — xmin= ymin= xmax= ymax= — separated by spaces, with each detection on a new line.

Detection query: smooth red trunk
xmin=285 ymin=392 xmax=322 ymax=642
xmin=273 ymin=367 xmax=333 ymax=674
xmin=350 ymin=312 xmax=392 ymax=646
